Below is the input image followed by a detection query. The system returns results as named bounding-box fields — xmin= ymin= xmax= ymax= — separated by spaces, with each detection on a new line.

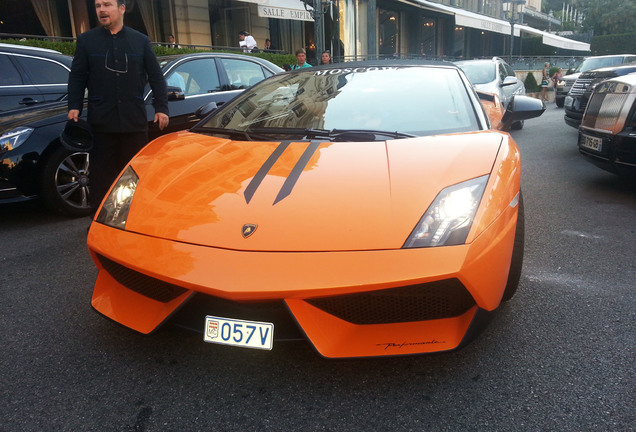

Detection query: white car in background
xmin=455 ymin=57 xmax=526 ymax=129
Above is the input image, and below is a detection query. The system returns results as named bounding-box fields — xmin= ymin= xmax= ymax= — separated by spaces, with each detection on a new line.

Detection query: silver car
xmin=456 ymin=57 xmax=526 ymax=129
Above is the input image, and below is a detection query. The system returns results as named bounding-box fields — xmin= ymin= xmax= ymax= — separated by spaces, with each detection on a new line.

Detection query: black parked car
xmin=564 ymin=63 xmax=636 ymax=128
xmin=0 ymin=43 xmax=73 ymax=114
xmin=555 ymin=54 xmax=636 ymax=108
xmin=578 ymin=73 xmax=636 ymax=180
xmin=0 ymin=52 xmax=282 ymax=216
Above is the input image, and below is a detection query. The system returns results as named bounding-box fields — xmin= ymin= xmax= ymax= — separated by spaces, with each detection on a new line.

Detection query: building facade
xmin=1 ymin=0 xmax=588 ymax=64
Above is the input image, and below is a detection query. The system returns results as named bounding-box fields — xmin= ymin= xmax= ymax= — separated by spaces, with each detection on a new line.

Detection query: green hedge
xmin=524 ymin=71 xmax=540 ymax=92
xmin=3 ymin=38 xmax=296 ymax=68
xmin=591 ymin=33 xmax=636 ymax=55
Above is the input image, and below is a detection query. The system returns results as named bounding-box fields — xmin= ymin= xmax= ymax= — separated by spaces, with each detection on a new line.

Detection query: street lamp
xmin=300 ymin=0 xmax=333 ymax=62
xmin=503 ymin=0 xmax=526 ymax=62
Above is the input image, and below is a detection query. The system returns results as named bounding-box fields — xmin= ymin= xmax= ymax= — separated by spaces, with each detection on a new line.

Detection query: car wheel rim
xmin=55 ymin=151 xmax=90 ymax=210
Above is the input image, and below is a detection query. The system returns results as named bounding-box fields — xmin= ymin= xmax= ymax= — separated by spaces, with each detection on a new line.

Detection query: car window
xmin=0 ymin=54 xmax=24 ymax=85
xmin=577 ymin=56 xmax=636 ymax=73
xmin=498 ymin=64 xmax=507 ymax=81
xmin=504 ymin=63 xmax=515 ymax=77
xmin=16 ymin=56 xmax=69 ymax=84
xmin=457 ymin=62 xmax=495 ymax=85
xmin=169 ymin=58 xmax=222 ymax=96
xmin=220 ymin=58 xmax=267 ymax=89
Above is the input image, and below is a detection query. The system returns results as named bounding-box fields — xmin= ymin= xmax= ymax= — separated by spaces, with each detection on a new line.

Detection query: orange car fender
xmin=462 ymin=134 xmax=520 ymax=309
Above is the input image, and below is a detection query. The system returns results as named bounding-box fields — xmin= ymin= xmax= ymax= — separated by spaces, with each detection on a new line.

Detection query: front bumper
xmin=578 ymin=129 xmax=636 ymax=178
xmin=87 ymin=203 xmax=518 ymax=358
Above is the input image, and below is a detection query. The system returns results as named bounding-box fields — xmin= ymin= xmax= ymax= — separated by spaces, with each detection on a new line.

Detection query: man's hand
xmin=68 ymin=109 xmax=80 ymax=122
xmin=155 ymin=112 xmax=169 ymax=130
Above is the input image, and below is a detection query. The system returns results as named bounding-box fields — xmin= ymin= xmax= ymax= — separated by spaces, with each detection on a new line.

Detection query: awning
xmin=411 ymin=0 xmax=512 ymax=35
xmin=240 ymin=0 xmax=314 ymax=21
xmin=408 ymin=0 xmax=590 ymax=51
xmin=515 ymin=24 xmax=590 ymax=51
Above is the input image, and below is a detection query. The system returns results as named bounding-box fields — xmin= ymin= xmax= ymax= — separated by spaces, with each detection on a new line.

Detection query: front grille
xmin=306 ymin=279 xmax=475 ymax=325
xmin=97 ymin=254 xmax=188 ymax=303
xmin=582 ymin=92 xmax=629 ymax=130
xmin=570 ymin=78 xmax=594 ymax=96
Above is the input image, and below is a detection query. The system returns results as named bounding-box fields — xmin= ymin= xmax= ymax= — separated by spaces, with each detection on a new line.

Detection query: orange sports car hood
xmin=123 ymin=130 xmax=504 ymax=251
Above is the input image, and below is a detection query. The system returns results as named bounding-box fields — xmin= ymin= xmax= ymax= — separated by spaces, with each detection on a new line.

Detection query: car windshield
xmin=197 ymin=65 xmax=480 ymax=139
xmin=575 ymin=57 xmax=634 ymax=73
xmin=456 ymin=62 xmax=496 ymax=85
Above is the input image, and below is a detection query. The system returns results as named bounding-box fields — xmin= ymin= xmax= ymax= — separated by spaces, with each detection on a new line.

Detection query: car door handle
xmin=20 ymin=98 xmax=40 ymax=106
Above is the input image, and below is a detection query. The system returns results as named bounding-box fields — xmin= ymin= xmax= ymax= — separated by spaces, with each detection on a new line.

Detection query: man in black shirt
xmin=67 ymin=0 xmax=168 ymax=217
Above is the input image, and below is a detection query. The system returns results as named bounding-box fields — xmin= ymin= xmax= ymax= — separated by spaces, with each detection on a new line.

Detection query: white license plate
xmin=581 ymin=134 xmax=603 ymax=152
xmin=204 ymin=315 xmax=274 ymax=350
xmin=564 ymin=95 xmax=573 ymax=109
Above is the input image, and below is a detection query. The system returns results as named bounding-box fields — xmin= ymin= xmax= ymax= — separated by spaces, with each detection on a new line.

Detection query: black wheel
xmin=511 ymin=120 xmax=524 ymax=130
xmin=556 ymin=98 xmax=564 ymax=108
xmin=40 ymin=146 xmax=91 ymax=217
xmin=502 ymin=192 xmax=524 ymax=301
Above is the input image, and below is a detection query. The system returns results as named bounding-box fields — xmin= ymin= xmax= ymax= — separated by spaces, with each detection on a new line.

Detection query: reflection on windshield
xmin=200 ymin=66 xmax=480 ymax=138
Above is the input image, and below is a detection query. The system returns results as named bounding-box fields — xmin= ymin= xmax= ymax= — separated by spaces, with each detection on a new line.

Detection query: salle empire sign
xmin=258 ymin=5 xmax=314 ymax=21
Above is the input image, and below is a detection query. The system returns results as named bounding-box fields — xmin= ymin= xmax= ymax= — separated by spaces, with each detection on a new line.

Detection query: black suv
xmin=564 ymin=63 xmax=636 ymax=128
xmin=0 ymin=43 xmax=72 ymax=114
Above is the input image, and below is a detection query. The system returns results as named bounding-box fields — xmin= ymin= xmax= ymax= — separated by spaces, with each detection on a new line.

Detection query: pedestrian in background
xmin=552 ymin=67 xmax=563 ymax=102
xmin=292 ymin=48 xmax=311 ymax=69
xmin=320 ymin=50 xmax=332 ymax=65
xmin=541 ymin=62 xmax=550 ymax=102
xmin=167 ymin=34 xmax=180 ymax=48
xmin=67 ymin=0 xmax=169 ymax=218
xmin=238 ymin=31 xmax=257 ymax=52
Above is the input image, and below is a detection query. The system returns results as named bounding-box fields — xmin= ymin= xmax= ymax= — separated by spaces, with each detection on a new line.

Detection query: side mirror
xmin=195 ymin=101 xmax=218 ymax=119
xmin=498 ymin=95 xmax=545 ymax=131
xmin=167 ymin=86 xmax=185 ymax=101
xmin=501 ymin=76 xmax=519 ymax=87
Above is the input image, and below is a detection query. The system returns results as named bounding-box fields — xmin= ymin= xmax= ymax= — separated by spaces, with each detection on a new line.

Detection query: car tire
xmin=40 ymin=146 xmax=91 ymax=217
xmin=511 ymin=120 xmax=524 ymax=130
xmin=502 ymin=191 xmax=524 ymax=301
xmin=556 ymin=98 xmax=564 ymax=108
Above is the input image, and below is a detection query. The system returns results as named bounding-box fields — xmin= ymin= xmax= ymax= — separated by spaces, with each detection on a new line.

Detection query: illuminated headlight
xmin=403 ymin=175 xmax=489 ymax=248
xmin=96 ymin=166 xmax=138 ymax=229
xmin=0 ymin=127 xmax=34 ymax=153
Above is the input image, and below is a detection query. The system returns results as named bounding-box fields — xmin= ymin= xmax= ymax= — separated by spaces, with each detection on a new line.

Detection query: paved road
xmin=1 ymin=104 xmax=634 ymax=431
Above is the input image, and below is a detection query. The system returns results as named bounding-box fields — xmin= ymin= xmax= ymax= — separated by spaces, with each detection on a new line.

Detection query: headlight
xmin=96 ymin=166 xmax=138 ymax=229
xmin=0 ymin=127 xmax=34 ymax=153
xmin=403 ymin=175 xmax=489 ymax=248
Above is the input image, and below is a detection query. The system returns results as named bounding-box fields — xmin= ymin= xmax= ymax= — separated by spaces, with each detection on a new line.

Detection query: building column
xmin=367 ymin=0 xmax=376 ymax=59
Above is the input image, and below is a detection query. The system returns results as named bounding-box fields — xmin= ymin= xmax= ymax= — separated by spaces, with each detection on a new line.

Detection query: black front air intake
xmin=306 ymin=278 xmax=475 ymax=325
xmin=97 ymin=254 xmax=188 ymax=303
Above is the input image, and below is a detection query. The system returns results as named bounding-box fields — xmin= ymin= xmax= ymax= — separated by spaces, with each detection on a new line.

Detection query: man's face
xmin=239 ymin=34 xmax=246 ymax=41
xmin=296 ymin=53 xmax=306 ymax=64
xmin=95 ymin=0 xmax=125 ymax=29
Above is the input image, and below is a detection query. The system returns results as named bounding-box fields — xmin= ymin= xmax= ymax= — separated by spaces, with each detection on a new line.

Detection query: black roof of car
xmin=0 ymin=42 xmax=72 ymax=66
xmin=158 ymin=51 xmax=284 ymax=72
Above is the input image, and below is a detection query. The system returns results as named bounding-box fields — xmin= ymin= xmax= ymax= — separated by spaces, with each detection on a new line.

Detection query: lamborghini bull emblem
xmin=242 ymin=224 xmax=258 ymax=238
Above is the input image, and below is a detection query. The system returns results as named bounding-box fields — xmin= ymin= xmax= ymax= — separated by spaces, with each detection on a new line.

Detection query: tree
xmin=578 ymin=0 xmax=636 ymax=35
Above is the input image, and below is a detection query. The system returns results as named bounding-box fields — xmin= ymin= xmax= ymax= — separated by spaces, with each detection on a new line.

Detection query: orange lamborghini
xmin=87 ymin=61 xmax=545 ymax=358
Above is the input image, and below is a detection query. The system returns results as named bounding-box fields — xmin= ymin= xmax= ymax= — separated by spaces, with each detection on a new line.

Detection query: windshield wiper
xmin=329 ymin=129 xmax=416 ymax=140
xmin=195 ymin=127 xmax=270 ymax=141
xmin=246 ymin=127 xmax=415 ymax=141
